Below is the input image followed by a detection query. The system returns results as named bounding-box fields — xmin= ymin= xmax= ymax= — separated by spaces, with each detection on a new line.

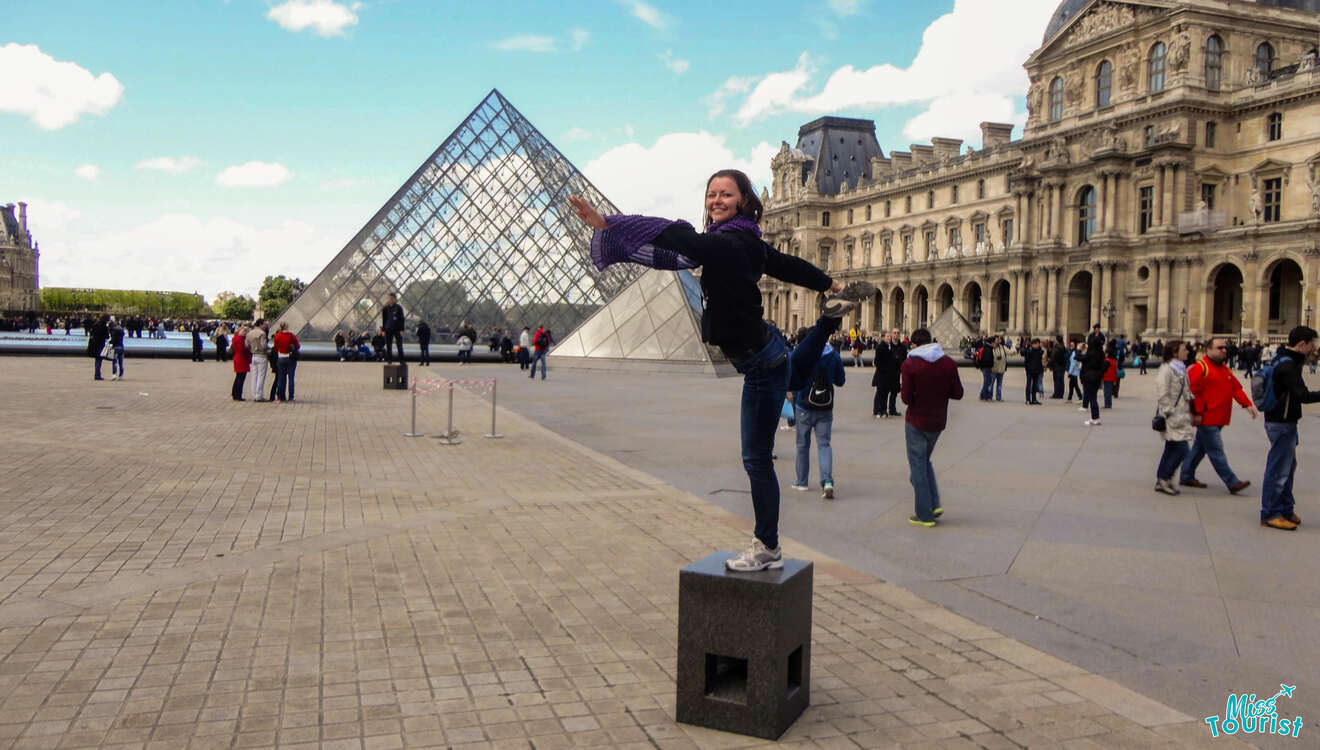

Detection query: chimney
xmin=910 ymin=144 xmax=935 ymax=166
xmin=980 ymin=122 xmax=1015 ymax=149
xmin=890 ymin=151 xmax=912 ymax=171
xmin=931 ymin=137 xmax=963 ymax=162
xmin=870 ymin=156 xmax=893 ymax=176
xmin=17 ymin=202 xmax=27 ymax=235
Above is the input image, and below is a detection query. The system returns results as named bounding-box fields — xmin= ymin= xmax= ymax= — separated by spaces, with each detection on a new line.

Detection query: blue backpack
xmin=1251 ymin=352 xmax=1284 ymax=412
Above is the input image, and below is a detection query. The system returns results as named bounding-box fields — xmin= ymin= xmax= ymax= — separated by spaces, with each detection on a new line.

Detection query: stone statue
xmin=1249 ymin=189 xmax=1261 ymax=221
xmin=1301 ymin=49 xmax=1318 ymax=73
xmin=1309 ymin=179 xmax=1320 ymax=215
xmin=1170 ymin=30 xmax=1191 ymax=72
xmin=1120 ymin=45 xmax=1140 ymax=89
xmin=1027 ymin=79 xmax=1042 ymax=117
xmin=1065 ymin=69 xmax=1084 ymax=106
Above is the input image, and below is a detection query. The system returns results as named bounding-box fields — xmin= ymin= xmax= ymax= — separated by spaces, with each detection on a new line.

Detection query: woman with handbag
xmin=1153 ymin=339 xmax=1195 ymax=495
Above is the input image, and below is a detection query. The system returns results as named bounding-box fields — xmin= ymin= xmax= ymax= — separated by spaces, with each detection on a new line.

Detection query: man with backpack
xmin=1259 ymin=326 xmax=1320 ymax=530
xmin=529 ymin=325 xmax=551 ymax=380
xmin=791 ymin=332 xmax=846 ymax=499
xmin=1180 ymin=337 xmax=1256 ymax=494
xmin=976 ymin=338 xmax=995 ymax=401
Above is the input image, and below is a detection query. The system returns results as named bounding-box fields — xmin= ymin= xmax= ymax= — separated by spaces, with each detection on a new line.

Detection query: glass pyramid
xmin=551 ymin=268 xmax=731 ymax=374
xmin=279 ymin=89 xmax=645 ymax=340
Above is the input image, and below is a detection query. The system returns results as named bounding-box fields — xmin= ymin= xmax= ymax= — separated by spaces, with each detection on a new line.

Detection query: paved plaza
xmin=0 ymin=357 xmax=1312 ymax=749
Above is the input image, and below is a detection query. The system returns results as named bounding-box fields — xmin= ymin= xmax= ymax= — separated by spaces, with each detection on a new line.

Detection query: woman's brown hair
xmin=703 ymin=169 xmax=763 ymax=227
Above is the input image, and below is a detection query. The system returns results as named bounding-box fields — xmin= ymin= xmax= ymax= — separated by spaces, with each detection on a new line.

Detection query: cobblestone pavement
xmin=0 ymin=359 xmax=1257 ymax=749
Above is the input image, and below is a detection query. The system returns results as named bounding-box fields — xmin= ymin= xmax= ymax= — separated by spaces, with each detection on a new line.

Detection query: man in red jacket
xmin=900 ymin=328 xmax=964 ymax=527
xmin=1181 ymin=337 xmax=1257 ymax=493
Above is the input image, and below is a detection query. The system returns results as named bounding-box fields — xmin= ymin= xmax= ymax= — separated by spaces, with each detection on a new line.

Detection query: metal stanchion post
xmin=403 ymin=380 xmax=423 ymax=437
xmin=485 ymin=378 xmax=503 ymax=439
xmin=437 ymin=380 xmax=461 ymax=445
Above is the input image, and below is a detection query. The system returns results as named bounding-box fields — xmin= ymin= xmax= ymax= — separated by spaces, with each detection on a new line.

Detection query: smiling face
xmin=705 ymin=176 xmax=743 ymax=224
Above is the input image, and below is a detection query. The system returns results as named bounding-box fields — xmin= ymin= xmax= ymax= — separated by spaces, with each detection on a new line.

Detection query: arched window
xmin=1205 ymin=35 xmax=1223 ymax=90
xmin=1095 ymin=61 xmax=1112 ymax=107
xmin=1049 ymin=76 xmax=1064 ymax=121
xmin=1256 ymin=42 xmax=1275 ymax=77
xmin=1078 ymin=186 xmax=1097 ymax=244
xmin=1149 ymin=42 xmax=1166 ymax=92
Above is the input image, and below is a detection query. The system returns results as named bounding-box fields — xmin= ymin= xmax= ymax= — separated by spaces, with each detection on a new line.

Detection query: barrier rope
xmin=413 ymin=377 xmax=495 ymax=397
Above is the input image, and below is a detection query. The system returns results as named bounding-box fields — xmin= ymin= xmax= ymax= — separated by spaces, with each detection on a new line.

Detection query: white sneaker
xmin=790 ymin=483 xmax=810 ymax=492
xmin=822 ymin=483 xmax=835 ymax=500
xmin=1078 ymin=406 xmax=1087 ymax=411
xmin=110 ymin=374 xmax=119 ymax=381
xmin=725 ymin=539 xmax=783 ymax=571
xmin=1084 ymin=419 xmax=1102 ymax=426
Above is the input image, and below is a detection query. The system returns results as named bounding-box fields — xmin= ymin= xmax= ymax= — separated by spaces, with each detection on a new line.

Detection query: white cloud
xmin=267 ymin=0 xmax=359 ymax=37
xmin=827 ymin=0 xmax=864 ymax=16
xmin=583 ymin=132 xmax=776 ymax=226
xmin=0 ymin=43 xmax=124 ymax=129
xmin=703 ymin=75 xmax=756 ymax=118
xmin=570 ymin=29 xmax=590 ymax=52
xmin=216 ymin=161 xmax=292 ymax=188
xmin=74 ymin=164 xmax=101 ymax=181
xmin=902 ymin=92 xmax=1021 ymax=145
xmin=493 ymin=34 xmax=556 ymax=53
xmin=38 ymin=213 xmax=348 ymax=299
xmin=19 ymin=198 xmax=81 ymax=232
xmin=563 ymin=127 xmax=592 ymax=141
xmin=624 ymin=0 xmax=667 ymax=29
xmin=659 ymin=50 xmax=690 ymax=75
xmin=135 ymin=156 xmax=204 ymax=173
xmin=712 ymin=0 xmax=1057 ymax=143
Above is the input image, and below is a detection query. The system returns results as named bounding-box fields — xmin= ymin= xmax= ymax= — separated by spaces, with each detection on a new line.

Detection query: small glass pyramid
xmin=279 ymin=89 xmax=645 ymax=340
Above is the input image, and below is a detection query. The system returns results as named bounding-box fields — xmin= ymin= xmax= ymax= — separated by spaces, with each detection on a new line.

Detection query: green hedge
xmin=40 ymin=288 xmax=208 ymax=317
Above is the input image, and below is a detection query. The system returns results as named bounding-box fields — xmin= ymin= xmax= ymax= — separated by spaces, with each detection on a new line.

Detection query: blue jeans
xmin=94 ymin=351 xmax=104 ymax=379
xmin=529 ymin=349 xmax=547 ymax=378
xmin=275 ymin=357 xmax=292 ymax=400
xmin=905 ymin=423 xmax=942 ymax=521
xmin=419 ymin=342 xmax=430 ymax=364
xmin=1102 ymin=381 xmax=1114 ymax=408
xmin=1024 ymin=372 xmax=1042 ymax=402
xmin=1157 ymin=439 xmax=1189 ymax=481
xmin=731 ymin=317 xmax=838 ymax=550
xmin=794 ymin=407 xmax=833 ymax=487
xmin=979 ymin=368 xmax=993 ymax=400
xmin=112 ymin=347 xmax=125 ymax=376
xmin=1181 ymin=425 xmax=1241 ymax=486
xmin=1261 ymin=422 xmax=1299 ymax=522
xmin=992 ymin=372 xmax=1004 ymax=400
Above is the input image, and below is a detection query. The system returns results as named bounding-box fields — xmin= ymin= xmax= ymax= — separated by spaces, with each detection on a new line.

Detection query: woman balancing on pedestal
xmin=569 ymin=169 xmax=873 ymax=571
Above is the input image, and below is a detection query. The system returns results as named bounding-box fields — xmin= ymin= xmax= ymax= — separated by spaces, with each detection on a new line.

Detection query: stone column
xmin=1160 ymin=259 xmax=1175 ymax=333
xmin=1013 ymin=193 xmax=1024 ymax=244
xmin=1025 ymin=191 xmax=1034 ymax=249
xmin=1091 ymin=263 xmax=1103 ymax=329
xmin=1009 ymin=271 xmax=1020 ymax=332
xmin=1044 ymin=187 xmax=1054 ymax=240
xmin=1110 ymin=173 xmax=1122 ymax=232
xmin=1155 ymin=166 xmax=1166 ymax=227
xmin=1043 ymin=267 xmax=1054 ymax=336
xmin=1150 ymin=261 xmax=1162 ymax=335
xmin=1054 ymin=267 xmax=1065 ymax=333
xmin=1097 ymin=175 xmax=1108 ymax=233
xmin=1019 ymin=271 xmax=1031 ymax=334
xmin=1252 ymin=283 xmax=1270 ymax=336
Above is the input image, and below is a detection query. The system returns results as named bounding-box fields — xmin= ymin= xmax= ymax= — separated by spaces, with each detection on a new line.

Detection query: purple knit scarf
xmin=589 ymin=213 xmax=761 ymax=272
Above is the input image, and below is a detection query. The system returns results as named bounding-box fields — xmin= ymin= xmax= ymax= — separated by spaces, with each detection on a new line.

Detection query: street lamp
xmin=1102 ymin=299 xmax=1117 ymax=335
xmin=1180 ymin=307 xmax=1188 ymax=339
xmin=1307 ymin=304 xmax=1314 ymax=326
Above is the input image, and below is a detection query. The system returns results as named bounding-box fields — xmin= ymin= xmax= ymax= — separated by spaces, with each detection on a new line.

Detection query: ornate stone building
xmin=0 ymin=202 xmax=40 ymax=312
xmin=761 ymin=0 xmax=1320 ymax=342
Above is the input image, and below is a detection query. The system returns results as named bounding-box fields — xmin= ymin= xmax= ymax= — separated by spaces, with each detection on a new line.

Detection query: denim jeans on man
xmin=794 ymin=407 xmax=833 ymax=488
xmin=1261 ymin=422 xmax=1299 ymax=522
xmin=1181 ymin=425 xmax=1241 ymax=486
xmin=992 ymin=372 xmax=1004 ymax=400
xmin=1157 ymin=439 xmax=1190 ymax=481
xmin=979 ymin=367 xmax=993 ymax=400
xmin=1024 ymin=372 xmax=1042 ymax=402
xmin=1102 ymin=381 xmax=1114 ymax=408
xmin=905 ymin=423 xmax=942 ymax=522
xmin=275 ymin=357 xmax=292 ymax=401
xmin=730 ymin=320 xmax=836 ymax=551
xmin=528 ymin=349 xmax=547 ymax=379
xmin=112 ymin=347 xmax=126 ymax=377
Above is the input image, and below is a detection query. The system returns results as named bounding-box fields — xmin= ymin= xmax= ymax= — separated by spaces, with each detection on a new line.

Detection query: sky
xmin=1 ymin=0 xmax=1063 ymax=302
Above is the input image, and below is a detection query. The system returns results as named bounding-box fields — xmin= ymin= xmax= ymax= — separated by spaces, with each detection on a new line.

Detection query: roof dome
xmin=1043 ymin=0 xmax=1320 ymax=44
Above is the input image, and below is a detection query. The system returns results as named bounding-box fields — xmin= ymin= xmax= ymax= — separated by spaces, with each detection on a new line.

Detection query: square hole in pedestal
xmin=786 ymin=645 xmax=803 ymax=699
xmin=704 ymin=654 xmax=748 ymax=704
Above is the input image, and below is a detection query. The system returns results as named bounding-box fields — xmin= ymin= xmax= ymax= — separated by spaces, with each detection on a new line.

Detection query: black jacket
xmin=1024 ymin=347 xmax=1045 ymax=375
xmin=416 ymin=322 xmax=431 ymax=345
xmin=88 ymin=320 xmax=108 ymax=355
xmin=871 ymin=341 xmax=904 ymax=384
xmin=381 ymin=303 xmax=405 ymax=333
xmin=1048 ymin=344 xmax=1068 ymax=370
xmin=1081 ymin=335 xmax=1108 ymax=383
xmin=653 ymin=225 xmax=831 ymax=351
xmin=1265 ymin=348 xmax=1320 ymax=423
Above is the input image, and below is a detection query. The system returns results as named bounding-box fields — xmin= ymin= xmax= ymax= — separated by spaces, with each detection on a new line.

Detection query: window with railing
xmin=1201 ymin=183 xmax=1216 ymax=210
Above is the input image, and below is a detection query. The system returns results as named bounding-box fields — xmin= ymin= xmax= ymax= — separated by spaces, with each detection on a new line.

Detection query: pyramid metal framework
xmin=551 ymin=268 xmax=729 ymax=373
xmin=279 ymin=89 xmax=646 ymax=341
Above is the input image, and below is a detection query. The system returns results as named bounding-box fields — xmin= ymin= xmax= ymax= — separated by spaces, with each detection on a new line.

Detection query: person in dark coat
xmin=1080 ymin=327 xmax=1108 ymax=425
xmin=1023 ymin=338 xmax=1045 ymax=405
xmin=1048 ymin=336 xmax=1068 ymax=398
xmin=416 ymin=321 xmax=431 ymax=366
xmin=380 ymin=293 xmax=406 ymax=363
xmin=871 ymin=329 xmax=904 ymax=417
xmin=88 ymin=314 xmax=110 ymax=381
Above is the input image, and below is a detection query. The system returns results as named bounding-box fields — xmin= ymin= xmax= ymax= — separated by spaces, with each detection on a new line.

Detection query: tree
xmin=215 ymin=292 xmax=257 ymax=321
xmin=258 ymin=275 xmax=306 ymax=319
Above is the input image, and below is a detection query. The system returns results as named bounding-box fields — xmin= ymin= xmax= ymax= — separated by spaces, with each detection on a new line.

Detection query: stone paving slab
xmin=0 ymin=358 xmax=1264 ymax=748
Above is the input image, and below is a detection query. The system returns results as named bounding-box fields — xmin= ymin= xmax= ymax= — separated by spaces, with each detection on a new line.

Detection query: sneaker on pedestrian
xmin=822 ymin=483 xmax=834 ymax=500
xmin=1154 ymin=479 xmax=1180 ymax=496
xmin=110 ymin=374 xmax=119 ymax=381
xmin=725 ymin=539 xmax=784 ymax=571
xmin=790 ymin=483 xmax=810 ymax=492
xmin=932 ymin=507 xmax=943 ymax=517
xmin=908 ymin=515 xmax=937 ymax=527
xmin=1084 ymin=419 xmax=1101 ymax=426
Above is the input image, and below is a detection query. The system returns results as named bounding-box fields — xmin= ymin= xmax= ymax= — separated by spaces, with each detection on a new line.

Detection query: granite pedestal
xmin=675 ymin=551 xmax=812 ymax=740
xmin=383 ymin=362 xmax=408 ymax=390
